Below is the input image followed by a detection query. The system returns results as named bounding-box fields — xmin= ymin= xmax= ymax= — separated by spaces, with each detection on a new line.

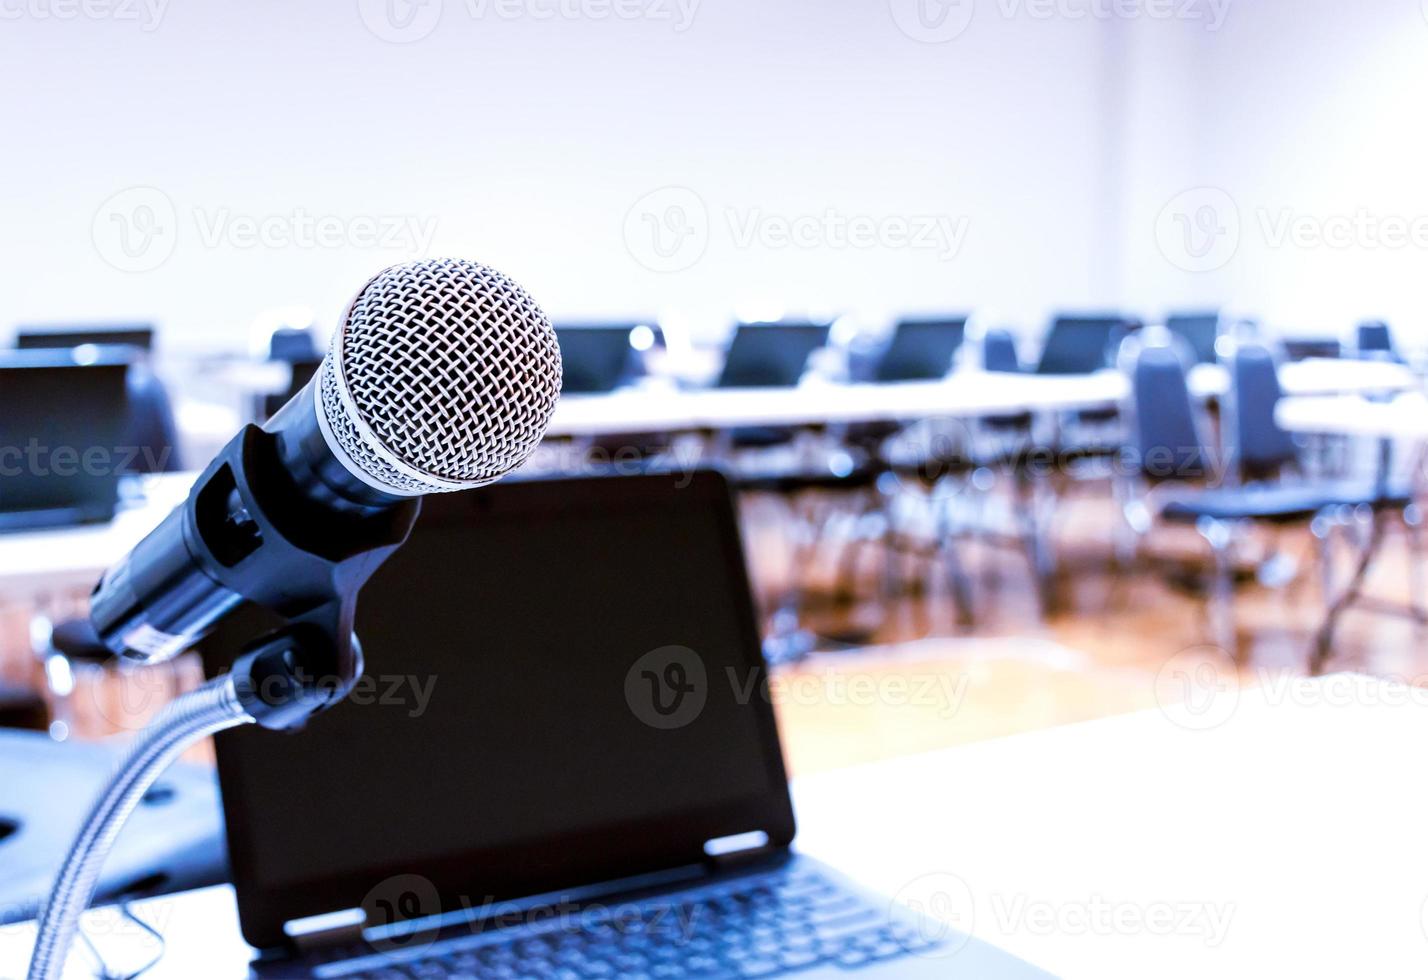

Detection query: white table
xmin=1276 ymin=390 xmax=1428 ymax=441
xmin=547 ymin=372 xmax=1129 ymax=439
xmin=546 ymin=360 xmax=1418 ymax=440
xmin=3 ymin=676 xmax=1424 ymax=979
xmin=0 ymin=474 xmax=196 ymax=604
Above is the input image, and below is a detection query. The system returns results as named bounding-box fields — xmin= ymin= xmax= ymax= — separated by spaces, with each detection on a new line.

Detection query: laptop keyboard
xmin=331 ymin=867 xmax=942 ymax=979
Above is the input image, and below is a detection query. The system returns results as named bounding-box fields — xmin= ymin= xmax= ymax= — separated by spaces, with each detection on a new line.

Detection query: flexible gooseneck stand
xmin=28 ymin=424 xmax=422 ymax=980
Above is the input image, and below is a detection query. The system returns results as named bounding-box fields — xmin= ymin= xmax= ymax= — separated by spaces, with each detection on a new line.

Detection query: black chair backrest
xmin=123 ymin=362 xmax=184 ymax=473
xmin=874 ymin=317 xmax=967 ymax=382
xmin=1128 ymin=342 xmax=1209 ymax=483
xmin=982 ymin=328 xmax=1021 ymax=373
xmin=267 ymin=328 xmax=318 ymax=364
xmin=1280 ymin=337 xmax=1341 ymax=361
xmin=1165 ymin=312 xmax=1221 ymax=365
xmin=1232 ymin=343 xmax=1298 ymax=481
xmin=0 ymin=352 xmax=132 ymax=523
xmin=552 ymin=324 xmax=640 ymax=394
xmin=717 ymin=322 xmax=830 ymax=389
xmin=1037 ymin=316 xmax=1129 ymax=375
xmin=1357 ymin=321 xmax=1395 ymax=356
xmin=16 ymin=324 xmax=154 ymax=353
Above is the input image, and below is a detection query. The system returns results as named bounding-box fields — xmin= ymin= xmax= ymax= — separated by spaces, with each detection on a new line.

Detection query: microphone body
xmin=84 ymin=258 xmax=562 ymax=663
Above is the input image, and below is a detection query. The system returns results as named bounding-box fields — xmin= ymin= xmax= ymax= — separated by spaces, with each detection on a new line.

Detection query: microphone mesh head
xmin=319 ymin=258 xmax=562 ymax=495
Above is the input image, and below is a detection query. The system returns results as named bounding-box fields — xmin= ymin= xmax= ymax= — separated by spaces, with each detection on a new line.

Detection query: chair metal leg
xmin=1197 ymin=518 xmax=1237 ymax=657
xmin=1311 ymin=506 xmax=1387 ymax=674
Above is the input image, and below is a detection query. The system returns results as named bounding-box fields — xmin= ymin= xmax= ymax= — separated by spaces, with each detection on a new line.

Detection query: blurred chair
xmin=124 ymin=360 xmax=185 ymax=473
xmin=1229 ymin=343 xmax=1300 ymax=484
xmin=981 ymin=328 xmax=1022 ymax=373
xmin=1120 ymin=332 xmax=1414 ymax=658
xmin=1355 ymin=321 xmax=1400 ymax=362
xmin=1165 ymin=311 xmax=1222 ymax=365
xmin=1280 ymin=337 xmax=1341 ymax=361
xmin=266 ymin=326 xmax=318 ymax=364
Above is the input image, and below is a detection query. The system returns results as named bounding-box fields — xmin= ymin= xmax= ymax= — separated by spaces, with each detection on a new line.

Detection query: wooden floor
xmin=749 ymin=482 xmax=1428 ymax=776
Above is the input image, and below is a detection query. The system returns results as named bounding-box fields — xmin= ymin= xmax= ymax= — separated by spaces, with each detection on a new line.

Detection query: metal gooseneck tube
xmin=27 ymin=676 xmax=254 ymax=980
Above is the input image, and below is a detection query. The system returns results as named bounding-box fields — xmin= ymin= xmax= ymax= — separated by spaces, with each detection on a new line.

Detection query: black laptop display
xmin=206 ymin=472 xmax=794 ymax=950
xmin=0 ymin=352 xmax=132 ymax=531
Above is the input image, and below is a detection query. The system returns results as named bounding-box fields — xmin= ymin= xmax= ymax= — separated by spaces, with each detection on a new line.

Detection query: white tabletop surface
xmin=0 ymin=474 xmax=196 ymax=602
xmin=3 ymin=675 xmax=1425 ymax=979
xmin=1277 ymin=390 xmax=1428 ymax=440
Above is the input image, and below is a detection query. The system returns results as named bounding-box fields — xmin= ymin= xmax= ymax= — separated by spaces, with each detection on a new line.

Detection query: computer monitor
xmin=716 ymin=322 xmax=830 ymax=388
xmin=203 ymin=471 xmax=792 ymax=949
xmin=1165 ymin=312 xmax=1221 ymax=365
xmin=552 ymin=323 xmax=641 ymax=394
xmin=1035 ymin=316 xmax=1131 ymax=375
xmin=0 ymin=350 xmax=132 ymax=530
xmin=875 ymin=317 xmax=968 ymax=382
xmin=15 ymin=324 xmax=154 ymax=353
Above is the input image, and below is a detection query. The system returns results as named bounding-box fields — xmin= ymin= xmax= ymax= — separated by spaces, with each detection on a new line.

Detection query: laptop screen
xmin=206 ymin=470 xmax=795 ymax=949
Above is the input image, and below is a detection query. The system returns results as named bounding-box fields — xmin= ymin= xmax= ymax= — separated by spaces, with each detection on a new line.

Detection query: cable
xmin=27 ymin=675 xmax=254 ymax=980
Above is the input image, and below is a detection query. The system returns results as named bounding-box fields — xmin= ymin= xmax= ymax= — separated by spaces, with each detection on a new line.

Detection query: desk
xmin=546 ymin=372 xmax=1129 ymax=439
xmin=3 ymin=676 xmax=1423 ymax=979
xmin=0 ymin=474 xmax=195 ymax=604
xmin=1276 ymin=393 xmax=1428 ymax=670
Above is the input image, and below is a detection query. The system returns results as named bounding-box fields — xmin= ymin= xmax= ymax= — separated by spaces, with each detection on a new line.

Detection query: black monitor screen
xmin=206 ymin=471 xmax=794 ymax=949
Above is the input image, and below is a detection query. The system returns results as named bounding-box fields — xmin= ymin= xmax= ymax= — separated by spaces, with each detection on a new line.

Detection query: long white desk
xmin=1277 ymin=390 xmax=1428 ymax=441
xmin=1 ymin=675 xmax=1422 ymax=979
xmin=547 ymin=360 xmax=1417 ymax=439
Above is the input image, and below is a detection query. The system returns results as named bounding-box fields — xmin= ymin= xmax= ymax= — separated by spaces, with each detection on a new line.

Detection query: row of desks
xmin=0 ymin=360 xmax=1420 ymax=607
xmin=545 ymin=360 xmax=1414 ymax=438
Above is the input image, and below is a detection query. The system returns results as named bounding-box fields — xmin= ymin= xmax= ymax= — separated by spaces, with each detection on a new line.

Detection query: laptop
xmin=875 ymin=317 xmax=968 ymax=383
xmin=15 ymin=323 xmax=155 ymax=353
xmin=717 ymin=323 xmax=830 ymax=388
xmin=552 ymin=323 xmax=641 ymax=394
xmin=203 ymin=471 xmax=1049 ymax=978
xmin=0 ymin=351 xmax=131 ymax=531
xmin=1035 ymin=316 xmax=1132 ymax=375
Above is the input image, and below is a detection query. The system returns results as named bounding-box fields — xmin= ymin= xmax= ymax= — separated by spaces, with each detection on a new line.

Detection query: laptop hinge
xmin=704 ymin=831 xmax=780 ymax=871
xmin=284 ymin=908 xmax=369 ymax=955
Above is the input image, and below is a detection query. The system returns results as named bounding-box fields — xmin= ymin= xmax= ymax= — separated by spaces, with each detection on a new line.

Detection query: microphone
xmin=85 ymin=258 xmax=563 ymax=664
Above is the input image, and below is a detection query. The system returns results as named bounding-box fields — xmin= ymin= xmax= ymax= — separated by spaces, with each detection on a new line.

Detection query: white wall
xmin=0 ymin=0 xmax=1123 ymax=354
xmin=1113 ymin=0 xmax=1428 ymax=344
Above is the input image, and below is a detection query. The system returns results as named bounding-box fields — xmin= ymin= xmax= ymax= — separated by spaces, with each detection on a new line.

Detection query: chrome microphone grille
xmin=317 ymin=258 xmax=562 ymax=495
